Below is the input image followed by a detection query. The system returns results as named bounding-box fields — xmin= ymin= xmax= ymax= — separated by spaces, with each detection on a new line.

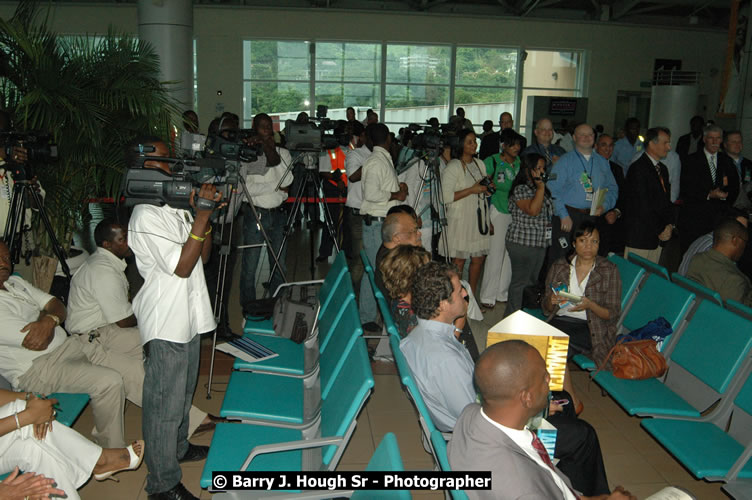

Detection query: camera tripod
xmin=3 ymin=172 xmax=71 ymax=289
xmin=273 ymin=151 xmax=340 ymax=280
xmin=206 ymin=171 xmax=288 ymax=398
xmin=406 ymin=151 xmax=450 ymax=261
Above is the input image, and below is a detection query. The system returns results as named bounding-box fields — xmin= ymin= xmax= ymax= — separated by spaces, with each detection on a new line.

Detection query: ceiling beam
xmin=612 ymin=0 xmax=641 ymax=20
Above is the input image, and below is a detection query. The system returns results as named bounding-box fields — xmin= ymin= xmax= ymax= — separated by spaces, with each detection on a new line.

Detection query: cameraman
xmin=239 ymin=113 xmax=293 ymax=307
xmin=127 ymin=136 xmax=222 ymax=500
xmin=316 ymin=121 xmax=350 ymax=262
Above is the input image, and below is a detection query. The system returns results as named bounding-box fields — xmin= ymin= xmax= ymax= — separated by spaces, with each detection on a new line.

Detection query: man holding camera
xmin=239 ymin=113 xmax=292 ymax=307
xmin=128 ymin=136 xmax=222 ymax=500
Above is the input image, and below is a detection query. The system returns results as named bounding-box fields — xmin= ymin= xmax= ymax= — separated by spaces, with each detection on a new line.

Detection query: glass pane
xmin=384 ymin=84 xmax=449 ymax=128
xmin=244 ymin=40 xmax=309 ymax=81
xmin=454 ymin=86 xmax=516 ymax=134
xmin=386 ymin=44 xmax=450 ymax=84
xmin=247 ymin=81 xmax=309 ymax=117
xmin=315 ymin=42 xmax=381 ymax=82
xmin=455 ymin=47 xmax=517 ymax=87
xmin=522 ymin=50 xmax=581 ymax=89
xmin=315 ymin=83 xmax=380 ymax=118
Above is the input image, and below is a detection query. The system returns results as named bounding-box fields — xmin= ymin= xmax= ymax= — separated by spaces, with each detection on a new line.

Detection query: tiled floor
xmin=74 ymin=226 xmax=732 ymax=499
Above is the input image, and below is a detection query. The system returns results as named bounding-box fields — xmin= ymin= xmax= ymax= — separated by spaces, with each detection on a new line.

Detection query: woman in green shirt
xmin=479 ymin=129 xmax=524 ymax=310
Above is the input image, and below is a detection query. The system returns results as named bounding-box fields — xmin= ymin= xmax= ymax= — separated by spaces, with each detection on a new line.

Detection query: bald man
xmin=547 ymin=124 xmax=619 ymax=263
xmin=449 ymin=340 xmax=635 ymax=500
xmin=522 ymin=118 xmax=566 ymax=171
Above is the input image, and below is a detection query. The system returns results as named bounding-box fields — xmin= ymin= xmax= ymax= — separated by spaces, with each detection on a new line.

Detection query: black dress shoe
xmin=148 ymin=482 xmax=199 ymax=500
xmin=178 ymin=443 xmax=209 ymax=463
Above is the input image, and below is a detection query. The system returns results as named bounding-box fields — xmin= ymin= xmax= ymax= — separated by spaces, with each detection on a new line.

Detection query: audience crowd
xmin=0 ymin=102 xmax=750 ymax=499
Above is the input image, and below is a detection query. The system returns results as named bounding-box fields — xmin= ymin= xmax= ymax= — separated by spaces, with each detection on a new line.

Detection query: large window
xmin=519 ymin=50 xmax=584 ymax=134
xmin=242 ymin=40 xmax=584 ymax=134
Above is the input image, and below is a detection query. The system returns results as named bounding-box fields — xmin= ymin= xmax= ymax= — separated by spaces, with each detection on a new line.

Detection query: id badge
xmin=580 ymin=172 xmax=593 ymax=193
xmin=585 ymin=192 xmax=594 ymax=202
xmin=497 ymin=171 xmax=505 ymax=184
xmin=545 ymin=225 xmax=553 ymax=240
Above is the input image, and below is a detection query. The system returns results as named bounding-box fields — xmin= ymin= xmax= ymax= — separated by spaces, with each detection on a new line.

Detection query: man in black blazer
xmin=722 ymin=130 xmax=752 ymax=210
xmin=679 ymin=124 xmax=740 ymax=252
xmin=675 ymin=115 xmax=705 ymax=165
xmin=623 ymin=127 xmax=674 ymax=263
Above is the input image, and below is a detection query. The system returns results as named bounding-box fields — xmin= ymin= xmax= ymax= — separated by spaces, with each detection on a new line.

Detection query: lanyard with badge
xmin=578 ymin=153 xmax=594 ymax=201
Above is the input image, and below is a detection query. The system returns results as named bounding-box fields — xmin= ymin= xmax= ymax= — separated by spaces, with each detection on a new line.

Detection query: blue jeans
xmin=142 ymin=335 xmax=200 ymax=494
xmin=240 ymin=204 xmax=287 ymax=305
xmin=359 ymin=219 xmax=382 ymax=324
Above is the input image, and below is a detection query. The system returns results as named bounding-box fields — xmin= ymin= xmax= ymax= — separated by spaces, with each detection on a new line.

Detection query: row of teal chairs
xmin=201 ymin=251 xmax=411 ymax=498
xmin=360 ymin=250 xmax=468 ymax=500
xmin=587 ymin=254 xmax=752 ymax=497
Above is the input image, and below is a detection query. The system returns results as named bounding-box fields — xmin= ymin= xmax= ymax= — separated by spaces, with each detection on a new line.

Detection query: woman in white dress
xmin=441 ymin=129 xmax=493 ymax=297
xmin=0 ymin=389 xmax=144 ymax=500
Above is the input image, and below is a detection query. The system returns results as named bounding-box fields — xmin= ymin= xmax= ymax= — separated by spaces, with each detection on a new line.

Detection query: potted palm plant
xmin=0 ymin=0 xmax=179 ymax=290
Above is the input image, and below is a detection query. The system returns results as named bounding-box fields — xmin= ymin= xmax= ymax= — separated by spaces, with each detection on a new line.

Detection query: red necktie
xmin=530 ymin=431 xmax=580 ymax=499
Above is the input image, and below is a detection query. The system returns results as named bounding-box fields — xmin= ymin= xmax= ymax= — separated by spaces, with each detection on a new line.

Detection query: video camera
xmin=0 ymin=131 xmax=58 ymax=181
xmin=284 ymin=105 xmax=351 ymax=157
xmin=407 ymin=122 xmax=459 ymax=153
xmin=204 ymin=128 xmax=263 ymax=164
xmin=121 ymin=144 xmax=226 ymax=209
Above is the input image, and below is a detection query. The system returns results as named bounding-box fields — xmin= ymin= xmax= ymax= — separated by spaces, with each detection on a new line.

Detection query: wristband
xmin=204 ymin=225 xmax=213 ymax=236
xmin=44 ymin=313 xmax=61 ymax=326
xmin=189 ymin=232 xmax=206 ymax=242
xmin=14 ymin=412 xmax=21 ymax=430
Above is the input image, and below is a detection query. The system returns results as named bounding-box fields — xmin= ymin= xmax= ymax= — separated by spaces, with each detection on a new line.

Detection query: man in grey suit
xmin=448 ymin=340 xmax=636 ymax=500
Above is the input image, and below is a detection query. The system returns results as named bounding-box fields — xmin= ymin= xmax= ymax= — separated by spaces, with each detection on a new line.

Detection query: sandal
xmin=94 ymin=439 xmax=145 ymax=482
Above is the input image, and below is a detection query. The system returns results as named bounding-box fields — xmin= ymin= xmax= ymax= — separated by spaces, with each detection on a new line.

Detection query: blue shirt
xmin=547 ymin=149 xmax=619 ymax=219
xmin=400 ymin=318 xmax=476 ymax=432
xmin=612 ymin=137 xmax=644 ymax=174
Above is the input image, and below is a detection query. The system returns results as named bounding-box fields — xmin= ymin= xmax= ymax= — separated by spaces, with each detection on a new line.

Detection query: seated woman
xmin=0 ymin=389 xmax=144 ymax=500
xmin=542 ymin=220 xmax=622 ymax=412
xmin=380 ymin=245 xmax=431 ymax=338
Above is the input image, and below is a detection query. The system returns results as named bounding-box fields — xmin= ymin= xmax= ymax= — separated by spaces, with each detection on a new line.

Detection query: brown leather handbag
xmin=597 ymin=339 xmax=668 ymax=380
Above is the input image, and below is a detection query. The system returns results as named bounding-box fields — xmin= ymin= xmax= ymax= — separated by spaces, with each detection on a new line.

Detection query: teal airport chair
xmin=626 ymin=252 xmax=671 ymax=280
xmin=212 ymin=433 xmax=411 ymax=499
xmin=594 ymin=300 xmax=752 ymax=418
xmin=244 ymin=251 xmax=349 ymax=336
xmin=234 ymin=277 xmax=356 ymax=378
xmin=430 ymin=430 xmax=470 ymax=500
xmin=643 ymin=366 xmax=752 ymax=482
xmin=221 ymin=301 xmax=363 ymax=428
xmin=671 ymin=273 xmax=723 ymax=307
xmin=202 ymin=338 xmax=374 ymax=489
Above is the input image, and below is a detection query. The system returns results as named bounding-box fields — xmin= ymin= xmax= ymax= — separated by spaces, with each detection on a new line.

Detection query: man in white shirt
xmin=359 ymin=123 xmax=407 ymax=328
xmin=127 ymin=137 xmax=222 ymax=500
xmin=448 ymin=340 xmax=636 ymax=500
xmin=0 ymin=242 xmax=141 ymax=450
xmin=343 ymin=121 xmax=371 ymax=303
xmin=239 ymin=113 xmax=293 ymax=307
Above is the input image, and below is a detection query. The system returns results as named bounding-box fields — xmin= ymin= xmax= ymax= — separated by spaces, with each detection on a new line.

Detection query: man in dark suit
xmin=448 ymin=340 xmax=635 ymax=500
xmin=679 ymin=124 xmax=740 ymax=252
xmin=479 ymin=112 xmax=526 ymax=160
xmin=594 ymin=133 xmax=626 ymax=256
xmin=675 ymin=115 xmax=704 ymax=165
xmin=623 ymin=127 xmax=674 ymax=263
xmin=722 ymin=130 xmax=752 ymax=211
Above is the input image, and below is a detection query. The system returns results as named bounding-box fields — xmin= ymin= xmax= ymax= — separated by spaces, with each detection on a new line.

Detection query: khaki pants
xmin=624 ymin=246 xmax=662 ymax=264
xmin=17 ymin=335 xmax=142 ymax=449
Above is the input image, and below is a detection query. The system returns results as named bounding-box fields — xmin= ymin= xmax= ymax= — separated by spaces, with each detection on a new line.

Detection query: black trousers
xmin=549 ymin=390 xmax=610 ymax=496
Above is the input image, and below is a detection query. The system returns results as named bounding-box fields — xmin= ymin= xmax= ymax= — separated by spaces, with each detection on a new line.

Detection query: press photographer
xmin=126 ymin=135 xmax=223 ymax=500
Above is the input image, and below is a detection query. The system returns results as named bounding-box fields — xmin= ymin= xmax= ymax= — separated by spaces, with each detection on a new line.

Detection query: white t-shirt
xmin=345 ymin=146 xmax=372 ymax=209
xmin=360 ymin=146 xmax=400 ymax=217
xmin=67 ymin=247 xmax=132 ymax=334
xmin=243 ymin=147 xmax=294 ymax=209
xmin=0 ymin=276 xmax=67 ymax=387
xmin=128 ymin=204 xmax=216 ymax=344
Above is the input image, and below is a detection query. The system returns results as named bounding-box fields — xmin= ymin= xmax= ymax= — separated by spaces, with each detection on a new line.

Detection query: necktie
xmin=709 ymin=155 xmax=717 ymax=184
xmin=656 ymin=162 xmax=667 ymax=193
xmin=531 ymin=431 xmax=580 ymax=499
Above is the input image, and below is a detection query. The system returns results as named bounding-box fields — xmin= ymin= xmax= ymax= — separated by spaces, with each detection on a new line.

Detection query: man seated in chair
xmin=401 ymin=261 xmax=610 ymax=496
xmin=448 ymin=340 xmax=636 ymax=500
xmin=687 ymin=217 xmax=752 ymax=305
xmin=0 ymin=240 xmax=141 ymax=449
xmin=66 ymin=219 xmax=222 ymax=437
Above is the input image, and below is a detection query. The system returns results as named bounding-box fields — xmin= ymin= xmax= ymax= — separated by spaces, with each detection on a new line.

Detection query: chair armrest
xmin=240 ymin=436 xmax=344 ymax=471
xmin=273 ymin=280 xmax=325 ymax=297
